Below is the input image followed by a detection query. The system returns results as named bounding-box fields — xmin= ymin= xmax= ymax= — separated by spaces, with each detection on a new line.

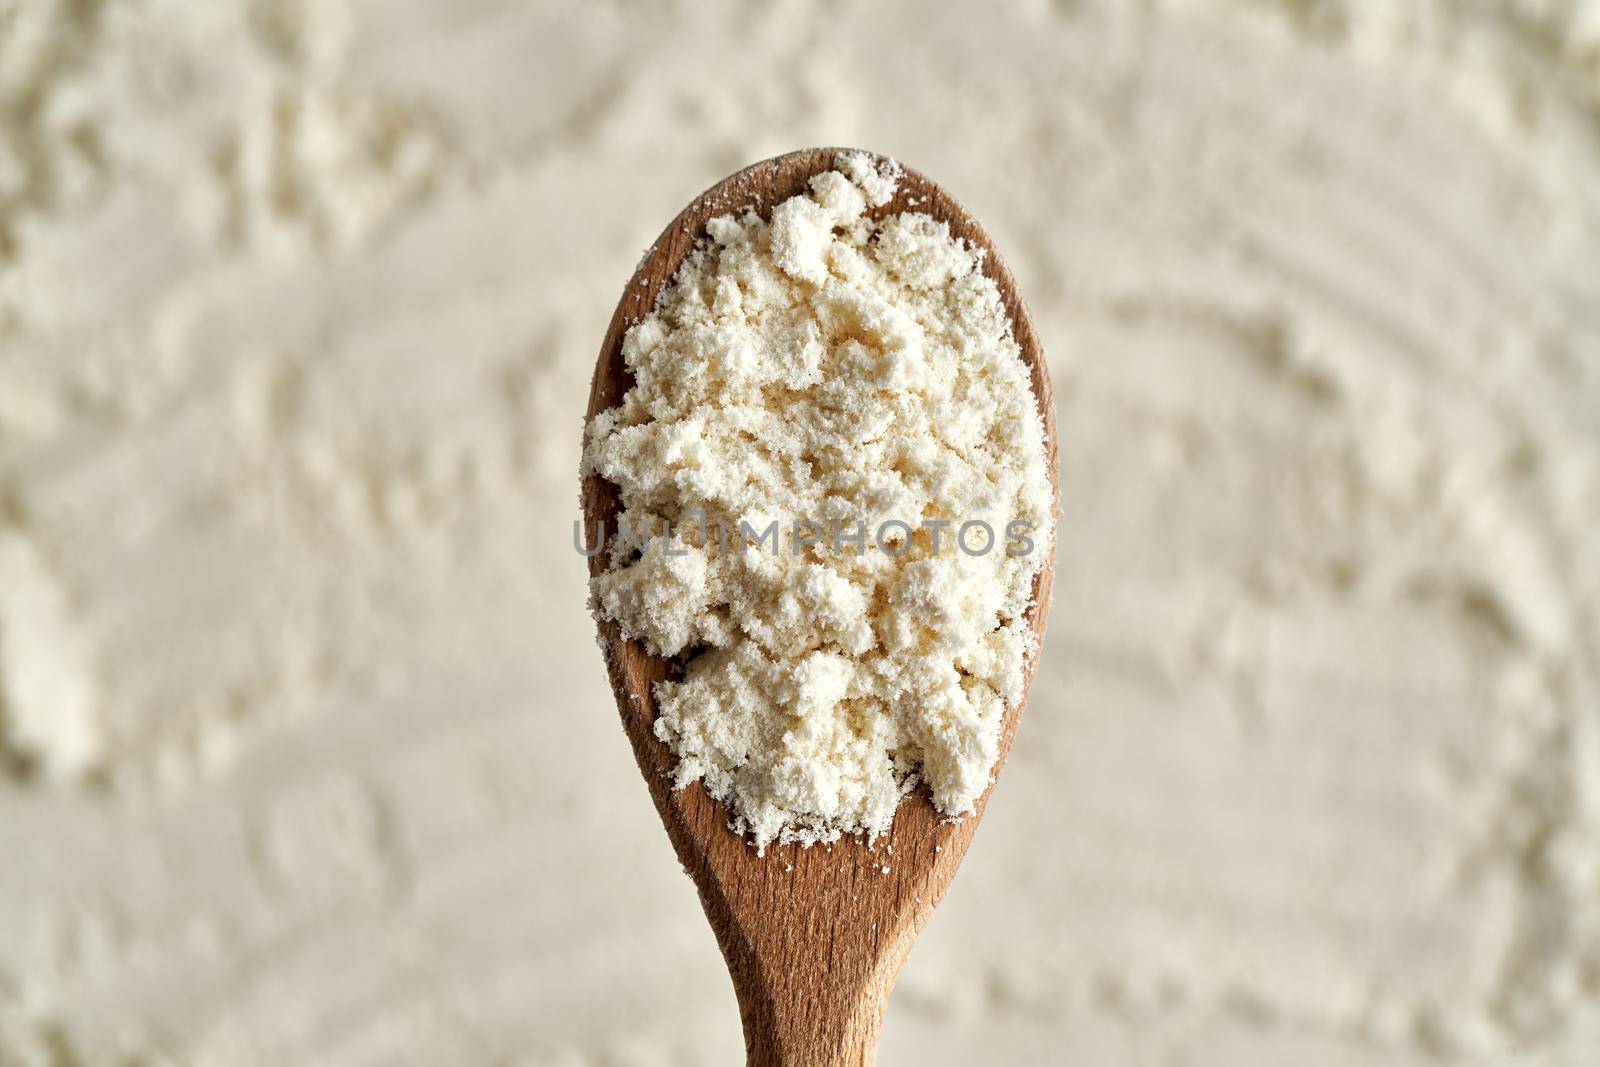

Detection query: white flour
xmin=585 ymin=155 xmax=1053 ymax=850
xmin=0 ymin=1 xmax=1597 ymax=1064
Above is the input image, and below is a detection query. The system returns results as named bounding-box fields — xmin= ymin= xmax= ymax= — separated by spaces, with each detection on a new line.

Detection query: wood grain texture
xmin=581 ymin=148 xmax=1058 ymax=1067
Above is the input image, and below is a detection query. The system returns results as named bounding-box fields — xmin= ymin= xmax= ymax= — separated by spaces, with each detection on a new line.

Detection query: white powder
xmin=584 ymin=153 xmax=1054 ymax=851
xmin=0 ymin=531 xmax=102 ymax=783
xmin=4 ymin=3 xmax=1599 ymax=1061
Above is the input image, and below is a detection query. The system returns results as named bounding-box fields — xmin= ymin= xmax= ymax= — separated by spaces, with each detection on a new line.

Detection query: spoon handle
xmin=714 ymin=889 xmax=910 ymax=1066
xmin=736 ymin=979 xmax=888 ymax=1066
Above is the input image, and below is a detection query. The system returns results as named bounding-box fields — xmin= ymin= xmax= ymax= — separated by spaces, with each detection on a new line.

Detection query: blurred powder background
xmin=1 ymin=0 xmax=1599 ymax=1064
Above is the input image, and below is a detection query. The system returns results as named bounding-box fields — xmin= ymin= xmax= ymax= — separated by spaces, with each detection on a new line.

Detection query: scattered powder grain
xmin=583 ymin=153 xmax=1053 ymax=851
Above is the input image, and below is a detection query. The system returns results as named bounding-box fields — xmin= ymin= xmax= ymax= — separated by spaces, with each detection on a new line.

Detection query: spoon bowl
xmin=581 ymin=147 xmax=1057 ymax=1067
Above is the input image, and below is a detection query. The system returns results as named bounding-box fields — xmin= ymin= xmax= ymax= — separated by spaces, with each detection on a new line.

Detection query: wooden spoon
xmin=581 ymin=147 xmax=1058 ymax=1067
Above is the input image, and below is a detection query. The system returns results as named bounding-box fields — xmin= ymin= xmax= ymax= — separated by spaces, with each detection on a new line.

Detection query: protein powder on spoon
xmin=582 ymin=151 xmax=1055 ymax=852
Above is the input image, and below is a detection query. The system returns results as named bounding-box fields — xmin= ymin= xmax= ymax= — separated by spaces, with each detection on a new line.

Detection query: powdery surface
xmin=585 ymin=157 xmax=1053 ymax=851
xmin=0 ymin=0 xmax=1598 ymax=1064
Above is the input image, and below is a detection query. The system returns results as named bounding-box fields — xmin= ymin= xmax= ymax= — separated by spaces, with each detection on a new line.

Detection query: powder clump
xmin=584 ymin=152 xmax=1053 ymax=852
